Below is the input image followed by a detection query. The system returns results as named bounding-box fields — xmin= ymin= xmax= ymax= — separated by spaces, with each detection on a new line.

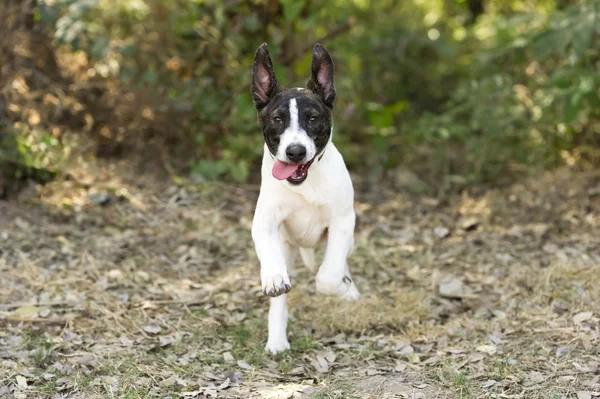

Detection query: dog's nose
xmin=286 ymin=144 xmax=307 ymax=163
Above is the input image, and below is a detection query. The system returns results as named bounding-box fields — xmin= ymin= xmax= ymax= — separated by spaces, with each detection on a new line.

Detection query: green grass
xmin=310 ymin=383 xmax=360 ymax=399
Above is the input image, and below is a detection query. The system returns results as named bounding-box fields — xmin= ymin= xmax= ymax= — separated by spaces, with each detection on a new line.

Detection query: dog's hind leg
xmin=299 ymin=247 xmax=316 ymax=272
xmin=316 ymin=211 xmax=360 ymax=301
xmin=265 ymin=238 xmax=297 ymax=354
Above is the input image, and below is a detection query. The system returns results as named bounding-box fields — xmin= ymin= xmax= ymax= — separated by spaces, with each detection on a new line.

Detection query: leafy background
xmin=1 ymin=0 xmax=599 ymax=191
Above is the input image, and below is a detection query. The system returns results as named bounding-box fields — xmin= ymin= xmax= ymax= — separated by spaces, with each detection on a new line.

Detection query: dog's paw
xmin=340 ymin=282 xmax=361 ymax=301
xmin=265 ymin=338 xmax=290 ymax=354
xmin=262 ymin=272 xmax=292 ymax=297
xmin=316 ymin=272 xmax=359 ymax=299
xmin=316 ymin=272 xmax=351 ymax=296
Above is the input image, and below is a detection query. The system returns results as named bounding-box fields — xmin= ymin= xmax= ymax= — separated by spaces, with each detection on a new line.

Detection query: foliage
xmin=1 ymin=0 xmax=599 ymax=186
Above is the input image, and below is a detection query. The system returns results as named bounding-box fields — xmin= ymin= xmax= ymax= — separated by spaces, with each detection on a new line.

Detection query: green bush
xmin=4 ymin=0 xmax=599 ymax=185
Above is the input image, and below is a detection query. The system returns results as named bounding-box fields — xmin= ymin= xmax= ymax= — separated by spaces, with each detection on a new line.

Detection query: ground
xmin=1 ymin=165 xmax=599 ymax=399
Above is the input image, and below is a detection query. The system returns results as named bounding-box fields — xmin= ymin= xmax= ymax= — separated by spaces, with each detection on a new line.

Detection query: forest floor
xmin=1 ymin=163 xmax=599 ymax=399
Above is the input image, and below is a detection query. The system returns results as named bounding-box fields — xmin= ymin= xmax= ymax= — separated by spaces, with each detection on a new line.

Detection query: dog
xmin=250 ymin=42 xmax=360 ymax=354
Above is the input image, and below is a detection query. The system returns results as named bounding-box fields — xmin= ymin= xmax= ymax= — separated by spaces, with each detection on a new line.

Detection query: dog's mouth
xmin=272 ymin=158 xmax=315 ymax=184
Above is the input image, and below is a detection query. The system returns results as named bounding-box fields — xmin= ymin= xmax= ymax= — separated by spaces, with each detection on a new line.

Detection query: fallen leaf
xmin=323 ymin=351 xmax=336 ymax=363
xmin=460 ymin=217 xmax=479 ymax=231
xmin=88 ymin=192 xmax=112 ymax=206
xmin=120 ymin=335 xmax=134 ymax=347
xmin=482 ymin=380 xmax=496 ymax=389
xmin=434 ymin=226 xmax=450 ymax=239
xmin=289 ymin=366 xmax=305 ymax=375
xmin=73 ymin=353 xmax=96 ymax=366
xmin=526 ymin=371 xmax=544 ymax=386
xmin=143 ymin=325 xmax=161 ymax=334
xmin=312 ymin=355 xmax=329 ymax=373
xmin=159 ymin=375 xmax=178 ymax=387
xmin=573 ymin=311 xmax=593 ymax=325
xmin=181 ymin=390 xmax=202 ymax=397
xmin=237 ymin=360 xmax=250 ymax=370
xmin=176 ymin=378 xmax=188 ymax=387
xmin=217 ymin=377 xmax=230 ymax=390
xmin=468 ymin=353 xmax=485 ymax=362
xmin=394 ymin=363 xmax=407 ymax=372
xmin=397 ymin=344 xmax=414 ymax=355
xmin=159 ymin=335 xmax=175 ymax=347
xmin=223 ymin=352 xmax=235 ymax=363
xmin=422 ymin=356 xmax=440 ymax=365
xmin=14 ymin=305 xmax=40 ymax=319
xmin=16 ymin=375 xmax=27 ymax=388
xmin=477 ymin=345 xmax=497 ymax=355
xmin=439 ymin=278 xmax=476 ymax=299
xmin=556 ymin=346 xmax=569 ymax=357
xmin=577 ymin=392 xmax=592 ymax=399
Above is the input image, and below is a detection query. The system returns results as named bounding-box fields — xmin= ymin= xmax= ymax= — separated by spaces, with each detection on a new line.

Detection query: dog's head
xmin=251 ymin=43 xmax=336 ymax=185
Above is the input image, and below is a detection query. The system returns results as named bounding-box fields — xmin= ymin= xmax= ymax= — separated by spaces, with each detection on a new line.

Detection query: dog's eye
xmin=273 ymin=116 xmax=282 ymax=123
xmin=308 ymin=116 xmax=316 ymax=123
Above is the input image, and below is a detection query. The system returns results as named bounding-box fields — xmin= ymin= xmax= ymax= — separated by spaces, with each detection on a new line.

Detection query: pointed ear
xmin=252 ymin=43 xmax=281 ymax=109
xmin=307 ymin=43 xmax=336 ymax=108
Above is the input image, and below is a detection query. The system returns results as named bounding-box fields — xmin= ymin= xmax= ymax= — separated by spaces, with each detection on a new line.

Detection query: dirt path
xmin=1 ymin=167 xmax=599 ymax=398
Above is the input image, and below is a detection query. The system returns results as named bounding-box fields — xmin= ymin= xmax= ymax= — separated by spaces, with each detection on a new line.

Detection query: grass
xmin=1 ymin=166 xmax=599 ymax=398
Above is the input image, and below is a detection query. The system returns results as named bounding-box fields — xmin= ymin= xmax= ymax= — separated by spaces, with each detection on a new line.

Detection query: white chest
xmin=280 ymin=201 xmax=330 ymax=248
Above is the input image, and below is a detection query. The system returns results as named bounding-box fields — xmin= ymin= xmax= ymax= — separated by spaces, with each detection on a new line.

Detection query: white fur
xmin=252 ymin=132 xmax=360 ymax=354
xmin=276 ymin=99 xmax=316 ymax=163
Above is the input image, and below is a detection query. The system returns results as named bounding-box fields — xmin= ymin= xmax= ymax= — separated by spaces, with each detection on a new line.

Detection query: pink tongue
xmin=272 ymin=160 xmax=299 ymax=180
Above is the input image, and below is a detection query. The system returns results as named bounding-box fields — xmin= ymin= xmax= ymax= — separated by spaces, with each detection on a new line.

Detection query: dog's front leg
xmin=252 ymin=206 xmax=291 ymax=297
xmin=316 ymin=211 xmax=360 ymax=300
xmin=265 ymin=239 xmax=297 ymax=354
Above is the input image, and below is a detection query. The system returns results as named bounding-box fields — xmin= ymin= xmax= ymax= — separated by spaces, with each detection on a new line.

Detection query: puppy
xmin=251 ymin=43 xmax=360 ymax=354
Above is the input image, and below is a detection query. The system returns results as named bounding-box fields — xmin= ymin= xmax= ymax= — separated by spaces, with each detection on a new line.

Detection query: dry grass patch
xmin=289 ymin=289 xmax=430 ymax=335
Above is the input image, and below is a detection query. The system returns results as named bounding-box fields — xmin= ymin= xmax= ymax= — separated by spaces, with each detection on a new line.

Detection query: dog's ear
xmin=307 ymin=43 xmax=336 ymax=108
xmin=252 ymin=43 xmax=281 ymax=109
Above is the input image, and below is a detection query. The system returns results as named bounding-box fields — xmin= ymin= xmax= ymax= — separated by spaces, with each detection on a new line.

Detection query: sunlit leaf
xmin=281 ymin=0 xmax=306 ymax=21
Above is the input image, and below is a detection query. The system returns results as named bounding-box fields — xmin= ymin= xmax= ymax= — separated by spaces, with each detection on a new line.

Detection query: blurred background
xmin=1 ymin=0 xmax=599 ymax=197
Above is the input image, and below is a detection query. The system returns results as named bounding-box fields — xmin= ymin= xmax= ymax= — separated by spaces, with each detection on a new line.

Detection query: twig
xmin=0 ymin=301 xmax=77 ymax=310
xmin=0 ymin=317 xmax=73 ymax=324
xmin=279 ymin=17 xmax=356 ymax=66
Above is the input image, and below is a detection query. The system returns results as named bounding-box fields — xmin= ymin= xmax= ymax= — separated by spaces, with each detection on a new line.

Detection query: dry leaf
xmin=322 ymin=351 xmax=336 ymax=363
xmin=477 ymin=345 xmax=497 ymax=355
xmin=460 ymin=217 xmax=479 ymax=231
xmin=482 ymin=380 xmax=496 ymax=389
xmin=223 ymin=352 xmax=235 ymax=363
xmin=159 ymin=335 xmax=175 ymax=347
xmin=237 ymin=360 xmax=250 ymax=370
xmin=313 ymin=355 xmax=329 ymax=373
xmin=434 ymin=226 xmax=450 ymax=238
xmin=364 ymin=368 xmax=381 ymax=376
xmin=217 ymin=377 xmax=230 ymax=390
xmin=439 ymin=278 xmax=476 ymax=299
xmin=181 ymin=390 xmax=202 ymax=397
xmin=16 ymin=375 xmax=27 ymax=388
xmin=143 ymin=325 xmax=161 ymax=334
xmin=526 ymin=371 xmax=544 ymax=386
xmin=14 ymin=305 xmax=40 ymax=319
xmin=468 ymin=353 xmax=485 ymax=363
xmin=394 ymin=363 xmax=407 ymax=372
xmin=556 ymin=346 xmax=569 ymax=357
xmin=577 ymin=392 xmax=592 ymax=399
xmin=573 ymin=311 xmax=593 ymax=325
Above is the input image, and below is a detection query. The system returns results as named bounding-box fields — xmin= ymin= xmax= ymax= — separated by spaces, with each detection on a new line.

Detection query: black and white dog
xmin=251 ymin=43 xmax=360 ymax=354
